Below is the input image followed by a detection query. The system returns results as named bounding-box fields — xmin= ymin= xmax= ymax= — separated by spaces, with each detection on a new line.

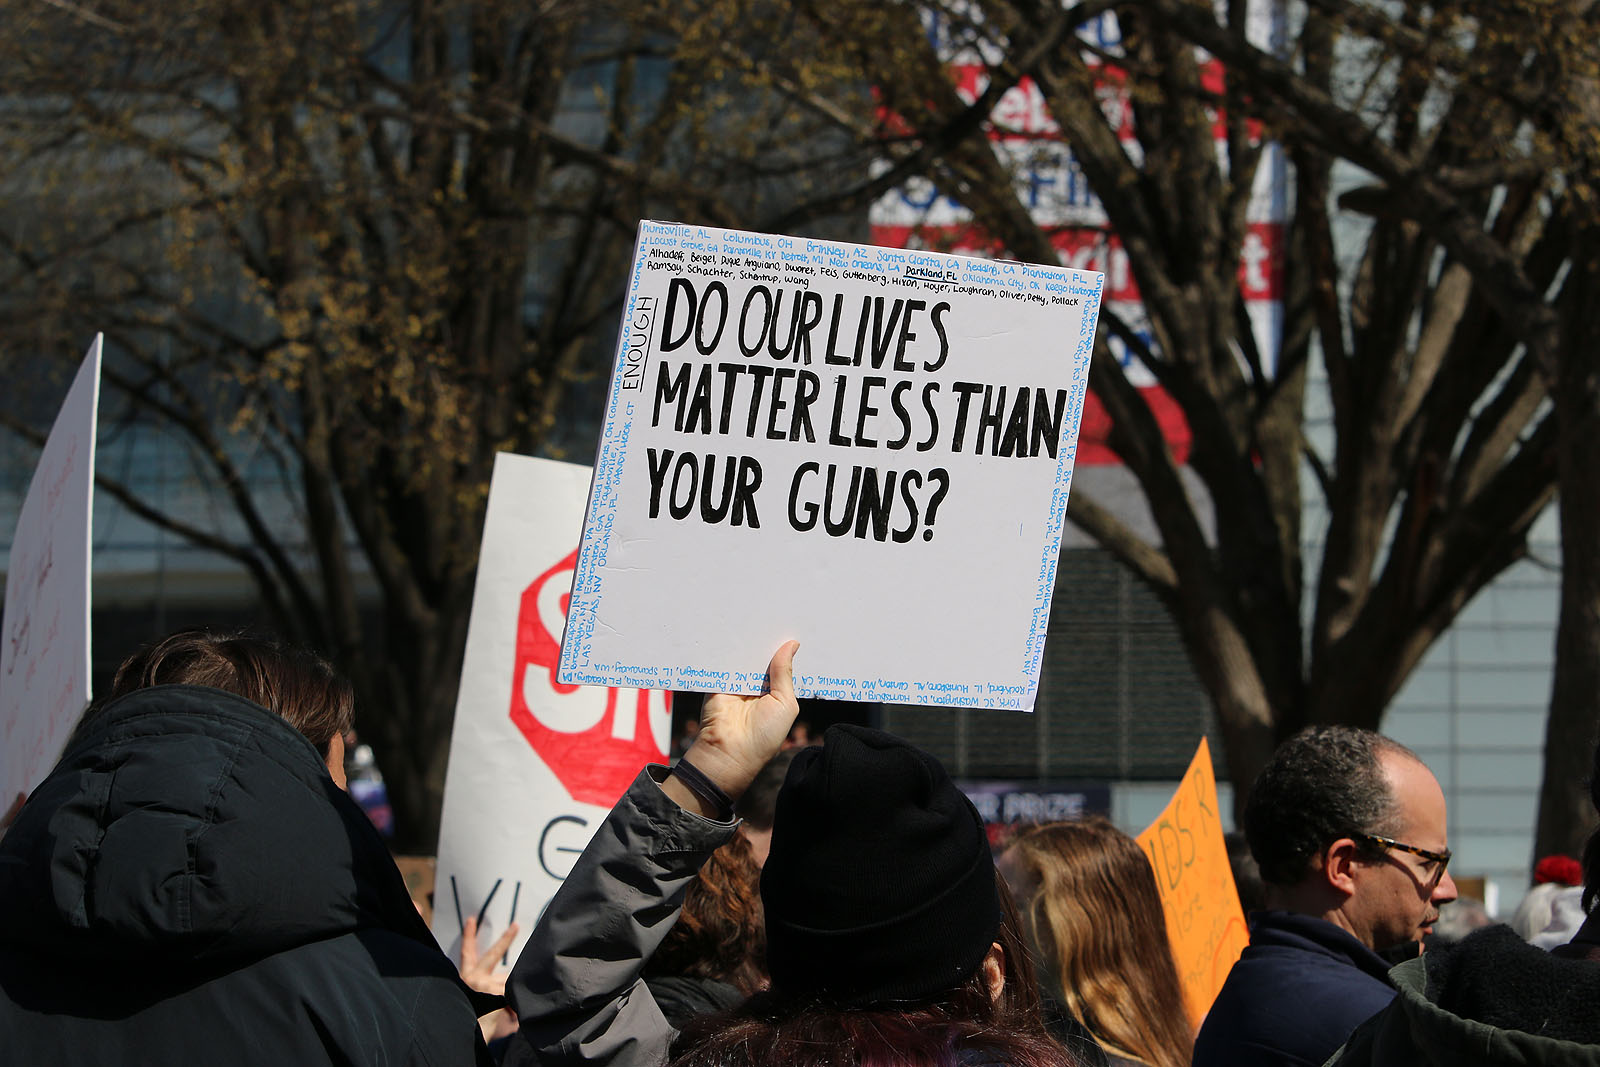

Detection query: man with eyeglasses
xmin=1323 ymin=734 xmax=1600 ymax=1066
xmin=1193 ymin=726 xmax=1457 ymax=1067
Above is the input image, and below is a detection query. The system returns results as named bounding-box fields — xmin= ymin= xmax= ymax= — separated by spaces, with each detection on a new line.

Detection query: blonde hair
xmin=1005 ymin=818 xmax=1192 ymax=1067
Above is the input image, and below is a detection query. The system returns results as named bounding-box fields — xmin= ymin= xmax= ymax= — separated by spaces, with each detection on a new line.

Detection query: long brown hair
xmin=1004 ymin=819 xmax=1192 ymax=1067
xmin=666 ymin=870 xmax=1075 ymax=1067
xmin=646 ymin=830 xmax=767 ymax=997
xmin=96 ymin=629 xmax=354 ymax=756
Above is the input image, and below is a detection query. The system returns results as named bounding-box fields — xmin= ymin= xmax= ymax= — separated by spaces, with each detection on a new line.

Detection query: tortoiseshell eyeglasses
xmin=1355 ymin=833 xmax=1452 ymax=883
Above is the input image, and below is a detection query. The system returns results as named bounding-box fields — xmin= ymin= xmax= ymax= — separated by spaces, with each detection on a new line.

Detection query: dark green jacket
xmin=0 ymin=684 xmax=493 ymax=1066
xmin=1326 ymin=924 xmax=1600 ymax=1067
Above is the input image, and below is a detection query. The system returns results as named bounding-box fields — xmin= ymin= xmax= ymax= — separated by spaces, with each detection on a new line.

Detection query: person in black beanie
xmin=506 ymin=644 xmax=1076 ymax=1067
xmin=758 ymin=722 xmax=1003 ymax=1007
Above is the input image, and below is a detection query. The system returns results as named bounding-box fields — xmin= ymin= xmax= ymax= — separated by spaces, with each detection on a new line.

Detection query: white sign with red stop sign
xmin=432 ymin=452 xmax=672 ymax=964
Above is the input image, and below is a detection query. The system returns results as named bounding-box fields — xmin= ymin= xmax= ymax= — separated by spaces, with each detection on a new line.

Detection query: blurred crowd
xmin=1 ymin=628 xmax=1597 ymax=1066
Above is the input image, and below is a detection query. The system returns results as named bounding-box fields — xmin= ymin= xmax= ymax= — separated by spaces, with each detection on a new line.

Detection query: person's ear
xmin=325 ymin=731 xmax=348 ymax=791
xmin=1322 ymin=838 xmax=1361 ymax=899
xmin=982 ymin=941 xmax=1006 ymax=1005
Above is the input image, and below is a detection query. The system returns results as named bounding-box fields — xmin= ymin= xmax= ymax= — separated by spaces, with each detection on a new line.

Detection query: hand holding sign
xmin=664 ymin=641 xmax=800 ymax=819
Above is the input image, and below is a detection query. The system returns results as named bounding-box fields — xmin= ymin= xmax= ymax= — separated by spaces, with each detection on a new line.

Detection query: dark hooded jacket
xmin=0 ymin=684 xmax=493 ymax=1066
xmin=1326 ymin=923 xmax=1600 ymax=1067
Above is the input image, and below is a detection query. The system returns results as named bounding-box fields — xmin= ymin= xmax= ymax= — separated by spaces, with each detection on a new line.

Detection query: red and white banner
xmin=871 ymin=6 xmax=1286 ymax=466
xmin=432 ymin=453 xmax=672 ymax=962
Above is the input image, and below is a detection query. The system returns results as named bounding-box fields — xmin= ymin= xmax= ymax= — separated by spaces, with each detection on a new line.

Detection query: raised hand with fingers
xmin=663 ymin=641 xmax=800 ymax=819
xmin=457 ymin=915 xmax=519 ymax=997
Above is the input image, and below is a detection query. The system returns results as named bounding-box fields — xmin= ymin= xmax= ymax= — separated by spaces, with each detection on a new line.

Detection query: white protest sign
xmin=559 ymin=222 xmax=1103 ymax=710
xmin=1 ymin=334 xmax=102 ymax=807
xmin=431 ymin=452 xmax=673 ymax=962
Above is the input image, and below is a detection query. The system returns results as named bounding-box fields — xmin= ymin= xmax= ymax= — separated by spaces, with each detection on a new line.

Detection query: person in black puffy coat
xmin=0 ymin=629 xmax=495 ymax=1066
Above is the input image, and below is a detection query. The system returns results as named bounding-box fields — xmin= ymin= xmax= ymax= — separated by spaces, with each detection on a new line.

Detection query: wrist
xmin=676 ymin=736 xmax=764 ymax=802
xmin=669 ymin=757 xmax=735 ymax=821
xmin=659 ymin=772 xmax=721 ymax=820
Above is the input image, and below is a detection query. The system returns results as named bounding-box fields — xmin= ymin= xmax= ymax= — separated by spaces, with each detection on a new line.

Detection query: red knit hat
xmin=1533 ymin=853 xmax=1582 ymax=886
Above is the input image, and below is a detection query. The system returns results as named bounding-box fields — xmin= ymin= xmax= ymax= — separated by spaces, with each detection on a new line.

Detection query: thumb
xmin=766 ymin=640 xmax=799 ymax=703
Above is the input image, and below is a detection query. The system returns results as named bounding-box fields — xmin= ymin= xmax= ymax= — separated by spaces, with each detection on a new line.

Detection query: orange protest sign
xmin=1135 ymin=737 xmax=1250 ymax=1029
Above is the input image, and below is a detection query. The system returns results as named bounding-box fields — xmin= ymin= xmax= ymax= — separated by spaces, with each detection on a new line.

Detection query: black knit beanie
xmin=759 ymin=723 xmax=1001 ymax=1007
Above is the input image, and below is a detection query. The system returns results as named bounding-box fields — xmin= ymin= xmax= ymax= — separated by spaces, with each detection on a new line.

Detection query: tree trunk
xmin=1171 ymin=595 xmax=1282 ymax=818
xmin=1216 ymin=703 xmax=1278 ymax=823
xmin=343 ymin=566 xmax=477 ymax=855
xmin=358 ymin=634 xmax=465 ymax=856
xmin=1536 ymin=231 xmax=1600 ymax=863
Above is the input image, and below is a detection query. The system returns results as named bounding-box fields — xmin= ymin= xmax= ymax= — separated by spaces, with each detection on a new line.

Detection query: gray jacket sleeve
xmin=505 ymin=765 xmax=738 ymax=1067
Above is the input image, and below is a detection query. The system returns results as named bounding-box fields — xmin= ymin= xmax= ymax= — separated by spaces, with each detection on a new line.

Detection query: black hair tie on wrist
xmin=671 ymin=757 xmax=734 ymax=821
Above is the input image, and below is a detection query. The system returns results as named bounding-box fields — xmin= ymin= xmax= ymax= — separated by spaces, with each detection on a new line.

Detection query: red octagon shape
xmin=509 ymin=549 xmax=672 ymax=806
